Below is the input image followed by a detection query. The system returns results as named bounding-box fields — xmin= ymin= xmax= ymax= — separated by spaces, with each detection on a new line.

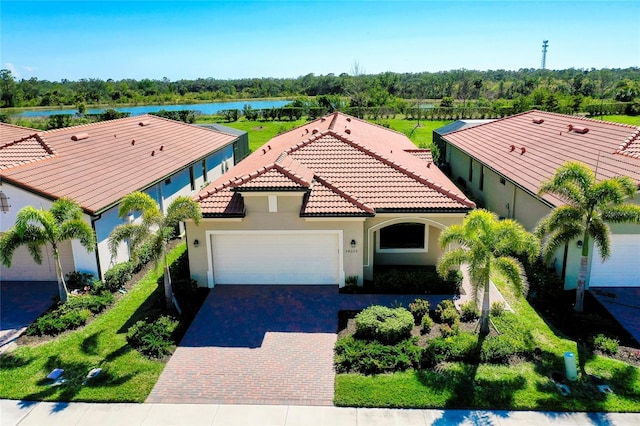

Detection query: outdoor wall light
xmin=350 ymin=239 xmax=356 ymax=248
xmin=576 ymin=240 xmax=583 ymax=248
xmin=193 ymin=239 xmax=200 ymax=247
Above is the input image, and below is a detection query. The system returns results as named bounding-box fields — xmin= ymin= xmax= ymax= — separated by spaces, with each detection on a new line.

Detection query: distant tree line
xmin=1 ymin=67 xmax=638 ymax=110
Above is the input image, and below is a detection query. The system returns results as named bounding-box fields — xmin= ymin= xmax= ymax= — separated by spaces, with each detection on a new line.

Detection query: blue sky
xmin=2 ymin=1 xmax=638 ymax=81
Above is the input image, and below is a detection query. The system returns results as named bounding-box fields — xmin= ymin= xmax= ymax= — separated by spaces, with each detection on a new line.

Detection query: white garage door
xmin=211 ymin=232 xmax=341 ymax=285
xmin=590 ymin=234 xmax=640 ymax=288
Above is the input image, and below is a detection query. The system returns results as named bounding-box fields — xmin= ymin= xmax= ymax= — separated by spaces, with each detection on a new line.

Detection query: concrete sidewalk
xmin=2 ymin=400 xmax=639 ymax=426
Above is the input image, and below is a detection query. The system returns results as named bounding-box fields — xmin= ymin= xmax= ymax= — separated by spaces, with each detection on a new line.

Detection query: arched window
xmin=378 ymin=223 xmax=425 ymax=250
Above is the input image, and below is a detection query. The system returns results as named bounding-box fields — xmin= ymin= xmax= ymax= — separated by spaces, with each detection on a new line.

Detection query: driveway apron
xmin=590 ymin=287 xmax=640 ymax=344
xmin=0 ymin=281 xmax=57 ymax=352
xmin=147 ymin=285 xmax=447 ymax=405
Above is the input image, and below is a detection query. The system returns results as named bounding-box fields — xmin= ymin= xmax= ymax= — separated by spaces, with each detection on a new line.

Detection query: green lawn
xmin=597 ymin=115 xmax=640 ymax=126
xmin=197 ymin=116 xmax=452 ymax=155
xmin=335 ymin=272 xmax=640 ymax=411
xmin=0 ymin=244 xmax=186 ymax=402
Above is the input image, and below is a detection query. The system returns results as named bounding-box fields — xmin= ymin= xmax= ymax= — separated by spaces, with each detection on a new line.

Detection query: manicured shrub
xmin=490 ymin=301 xmax=506 ymax=317
xmin=27 ymin=308 xmax=91 ymax=336
xmin=372 ymin=267 xmax=462 ymax=294
xmin=421 ymin=314 xmax=434 ymax=334
xmin=65 ymin=271 xmax=95 ymax=292
xmin=435 ymin=300 xmax=459 ymax=326
xmin=460 ymin=301 xmax=479 ymax=322
xmin=408 ymin=298 xmax=430 ymax=324
xmin=334 ymin=335 xmax=421 ymax=374
xmin=422 ymin=332 xmax=478 ymax=366
xmin=592 ymin=334 xmax=619 ymax=355
xmin=440 ymin=322 xmax=460 ymax=338
xmin=354 ymin=305 xmax=414 ymax=344
xmin=65 ymin=292 xmax=114 ymax=314
xmin=133 ymin=240 xmax=158 ymax=273
xmin=127 ymin=315 xmax=179 ymax=358
xmin=480 ymin=335 xmax=517 ymax=363
xmin=104 ymin=261 xmax=134 ymax=292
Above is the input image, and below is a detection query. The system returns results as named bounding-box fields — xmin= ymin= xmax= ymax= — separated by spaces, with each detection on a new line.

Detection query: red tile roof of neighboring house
xmin=0 ymin=115 xmax=238 ymax=214
xmin=198 ymin=112 xmax=475 ymax=217
xmin=0 ymin=132 xmax=57 ymax=169
xmin=443 ymin=110 xmax=640 ymax=207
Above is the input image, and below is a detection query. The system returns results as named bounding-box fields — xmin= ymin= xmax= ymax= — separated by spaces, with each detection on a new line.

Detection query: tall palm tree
xmin=437 ymin=209 xmax=539 ymax=335
xmin=0 ymin=198 xmax=96 ymax=303
xmin=535 ymin=161 xmax=640 ymax=312
xmin=108 ymin=192 xmax=202 ymax=310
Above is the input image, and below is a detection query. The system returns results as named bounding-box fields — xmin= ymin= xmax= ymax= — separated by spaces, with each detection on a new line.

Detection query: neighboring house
xmin=186 ymin=112 xmax=475 ymax=288
xmin=0 ymin=115 xmax=246 ymax=281
xmin=439 ymin=110 xmax=640 ymax=289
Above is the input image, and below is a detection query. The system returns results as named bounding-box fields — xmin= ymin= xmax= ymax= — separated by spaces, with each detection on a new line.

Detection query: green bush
xmin=372 ymin=267 xmax=462 ymax=294
xmin=422 ymin=332 xmax=478 ymax=366
xmin=65 ymin=271 xmax=95 ymax=292
xmin=104 ymin=261 xmax=134 ymax=292
xmin=460 ymin=301 xmax=479 ymax=322
xmin=440 ymin=322 xmax=460 ymax=337
xmin=490 ymin=301 xmax=506 ymax=317
xmin=27 ymin=308 xmax=91 ymax=336
xmin=65 ymin=292 xmax=114 ymax=314
xmin=408 ymin=298 xmax=430 ymax=324
xmin=435 ymin=300 xmax=459 ymax=326
xmin=481 ymin=335 xmax=517 ymax=363
xmin=127 ymin=315 xmax=179 ymax=358
xmin=592 ymin=334 xmax=619 ymax=355
xmin=335 ymin=335 xmax=421 ymax=374
xmin=354 ymin=305 xmax=414 ymax=344
xmin=133 ymin=240 xmax=158 ymax=273
xmin=421 ymin=314 xmax=434 ymax=334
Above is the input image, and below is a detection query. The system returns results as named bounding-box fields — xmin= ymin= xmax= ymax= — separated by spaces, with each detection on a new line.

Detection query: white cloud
xmin=4 ymin=63 xmax=20 ymax=78
xmin=23 ymin=66 xmax=34 ymax=73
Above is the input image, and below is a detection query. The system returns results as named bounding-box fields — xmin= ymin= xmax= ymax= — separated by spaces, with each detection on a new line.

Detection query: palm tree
xmin=0 ymin=198 xmax=96 ymax=303
xmin=437 ymin=209 xmax=539 ymax=335
xmin=108 ymin=192 xmax=202 ymax=310
xmin=535 ymin=161 xmax=640 ymax=312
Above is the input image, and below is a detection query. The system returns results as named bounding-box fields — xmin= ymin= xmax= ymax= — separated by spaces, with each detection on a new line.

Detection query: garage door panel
xmin=590 ymin=235 xmax=640 ymax=288
xmin=211 ymin=232 xmax=340 ymax=285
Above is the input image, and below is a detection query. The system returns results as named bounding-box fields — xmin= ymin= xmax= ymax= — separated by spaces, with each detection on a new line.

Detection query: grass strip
xmin=0 ymin=243 xmax=186 ymax=402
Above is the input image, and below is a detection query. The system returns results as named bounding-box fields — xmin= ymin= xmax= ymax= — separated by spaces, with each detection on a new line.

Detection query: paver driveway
xmin=0 ymin=281 xmax=57 ymax=352
xmin=147 ymin=285 xmax=446 ymax=405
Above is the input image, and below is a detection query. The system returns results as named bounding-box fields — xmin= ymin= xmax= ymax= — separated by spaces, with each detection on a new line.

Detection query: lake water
xmin=14 ymin=99 xmax=291 ymax=117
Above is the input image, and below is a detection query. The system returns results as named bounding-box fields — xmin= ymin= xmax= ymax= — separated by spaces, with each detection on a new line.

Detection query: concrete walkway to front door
xmin=146 ymin=285 xmax=449 ymax=406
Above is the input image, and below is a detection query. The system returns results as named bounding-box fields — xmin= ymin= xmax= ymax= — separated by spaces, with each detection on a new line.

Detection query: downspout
xmin=90 ymin=213 xmax=103 ymax=279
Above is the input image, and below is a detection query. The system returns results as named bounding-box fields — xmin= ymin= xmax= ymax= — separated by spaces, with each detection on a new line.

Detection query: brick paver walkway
xmin=147 ymin=285 xmax=448 ymax=405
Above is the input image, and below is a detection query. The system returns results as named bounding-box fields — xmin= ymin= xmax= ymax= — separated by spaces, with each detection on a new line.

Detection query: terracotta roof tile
xmin=0 ymin=115 xmax=238 ymax=213
xmin=0 ymin=133 xmax=57 ymax=169
xmin=198 ymin=112 xmax=475 ymax=216
xmin=443 ymin=110 xmax=640 ymax=206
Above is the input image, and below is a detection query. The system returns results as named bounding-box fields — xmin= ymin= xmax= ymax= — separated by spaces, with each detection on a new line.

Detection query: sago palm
xmin=437 ymin=209 xmax=539 ymax=335
xmin=535 ymin=161 xmax=640 ymax=312
xmin=108 ymin=191 xmax=202 ymax=310
xmin=0 ymin=198 xmax=96 ymax=303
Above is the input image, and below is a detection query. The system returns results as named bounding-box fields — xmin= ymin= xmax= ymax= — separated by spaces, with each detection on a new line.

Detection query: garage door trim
xmin=205 ymin=230 xmax=344 ymax=288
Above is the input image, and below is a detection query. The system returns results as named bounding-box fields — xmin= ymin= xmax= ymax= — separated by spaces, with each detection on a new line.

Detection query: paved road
xmin=591 ymin=288 xmax=640 ymax=345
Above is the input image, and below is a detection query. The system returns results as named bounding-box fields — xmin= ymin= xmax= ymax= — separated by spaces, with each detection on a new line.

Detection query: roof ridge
xmin=312 ymin=175 xmax=375 ymax=213
xmin=329 ymin=131 xmax=474 ymax=208
xmin=338 ymin=112 xmax=408 ymax=137
xmin=615 ymin=129 xmax=640 ymax=159
xmin=274 ymin=153 xmax=313 ymax=186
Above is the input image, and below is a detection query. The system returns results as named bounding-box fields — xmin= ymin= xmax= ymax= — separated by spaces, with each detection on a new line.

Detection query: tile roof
xmin=0 ymin=132 xmax=57 ymax=169
xmin=197 ymin=112 xmax=475 ymax=217
xmin=443 ymin=110 xmax=640 ymax=207
xmin=0 ymin=115 xmax=238 ymax=213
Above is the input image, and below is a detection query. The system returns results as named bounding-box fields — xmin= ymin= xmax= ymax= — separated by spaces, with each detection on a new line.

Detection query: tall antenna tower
xmin=541 ymin=40 xmax=549 ymax=69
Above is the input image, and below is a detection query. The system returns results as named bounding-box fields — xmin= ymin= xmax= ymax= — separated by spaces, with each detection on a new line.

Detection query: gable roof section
xmin=0 ymin=115 xmax=238 ymax=213
xmin=443 ymin=110 xmax=640 ymax=207
xmin=197 ymin=112 xmax=475 ymax=217
xmin=0 ymin=132 xmax=57 ymax=169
